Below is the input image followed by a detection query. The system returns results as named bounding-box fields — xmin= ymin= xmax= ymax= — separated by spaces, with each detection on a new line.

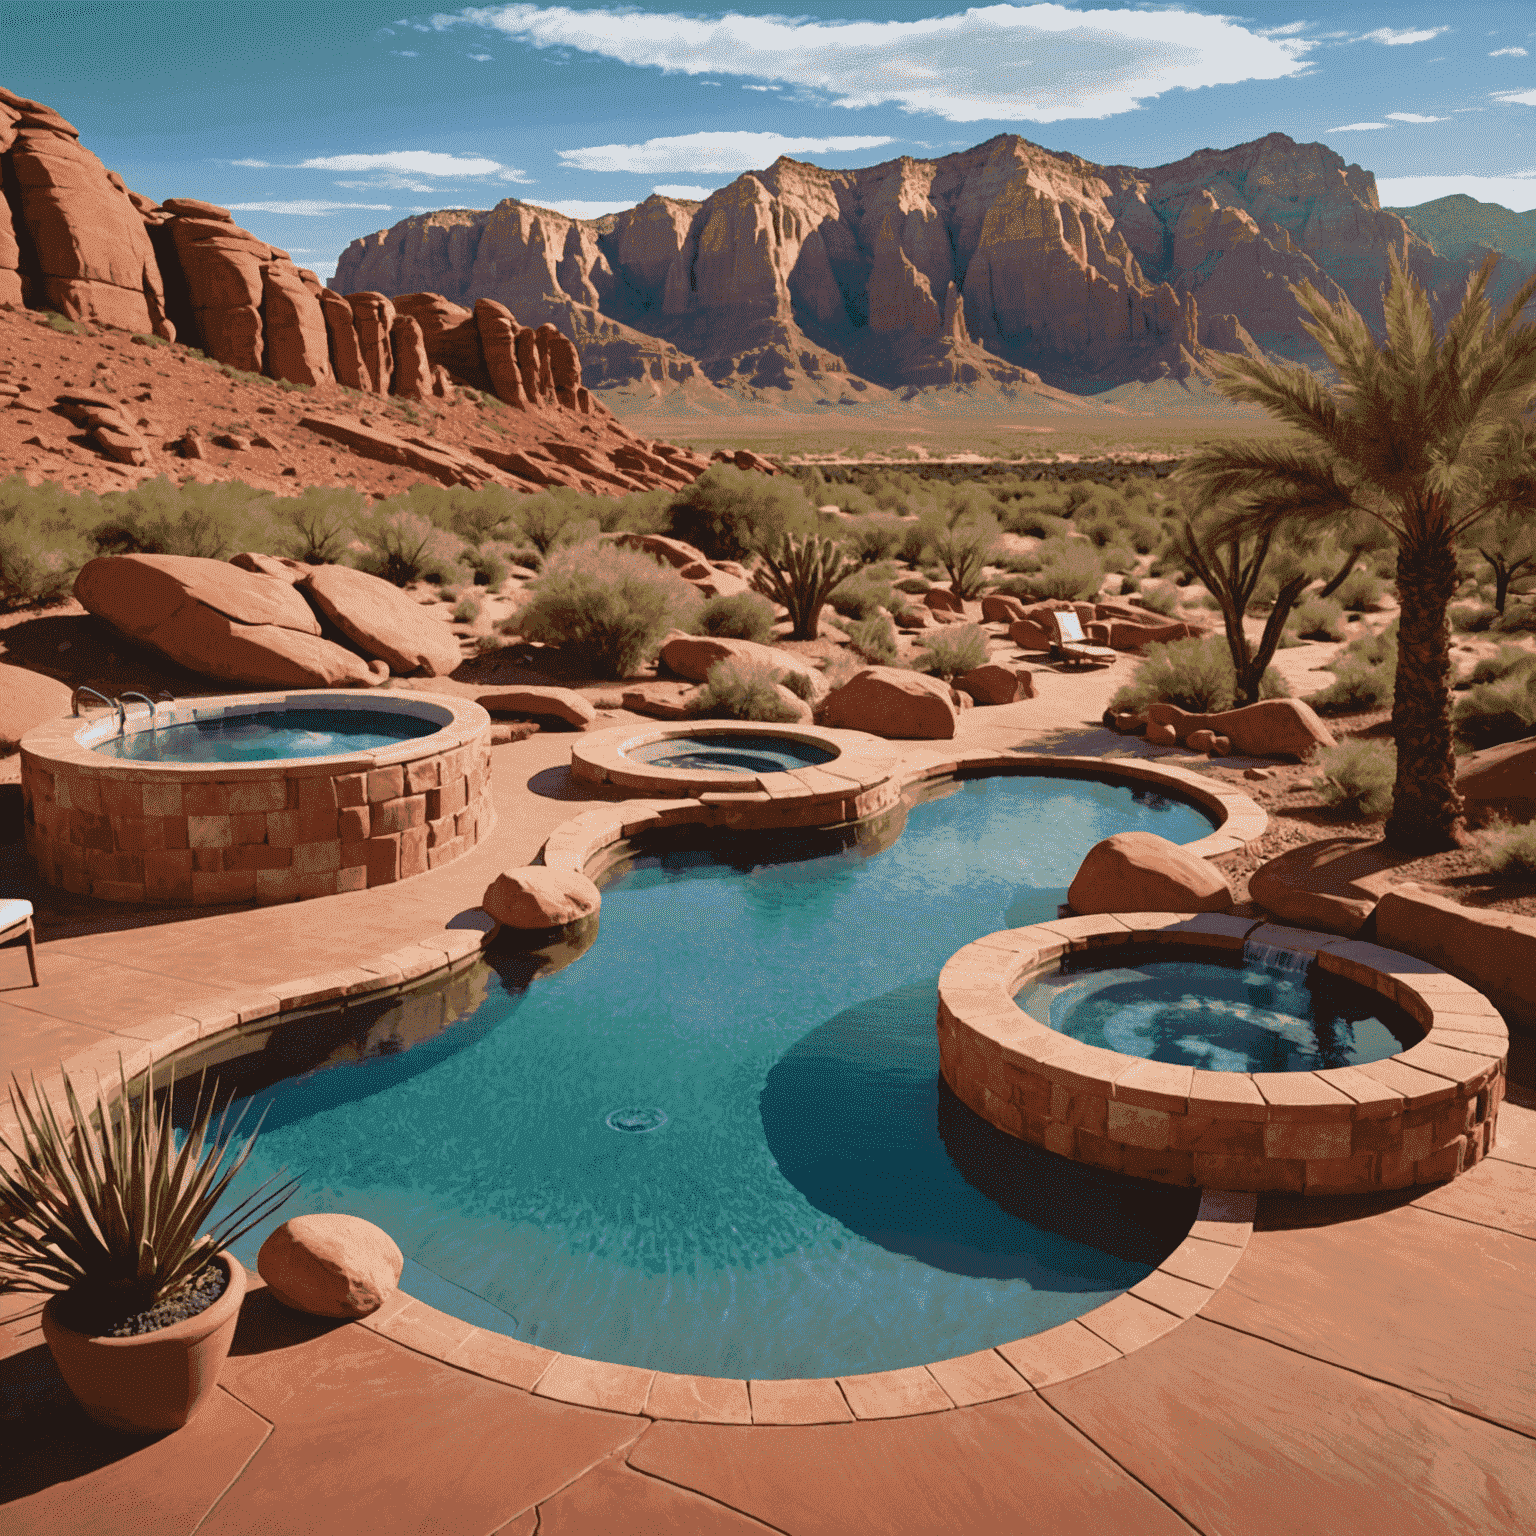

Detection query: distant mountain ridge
xmin=335 ymin=131 xmax=1533 ymax=413
xmin=1386 ymin=194 xmax=1536 ymax=314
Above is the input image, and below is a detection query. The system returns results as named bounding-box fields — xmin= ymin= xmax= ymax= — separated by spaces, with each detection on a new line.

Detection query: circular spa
xmin=938 ymin=920 xmax=1508 ymax=1197
xmin=20 ymin=690 xmax=493 ymax=905
xmin=167 ymin=766 xmax=1241 ymax=1381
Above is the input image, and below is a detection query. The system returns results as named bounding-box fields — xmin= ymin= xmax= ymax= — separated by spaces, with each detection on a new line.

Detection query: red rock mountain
xmin=336 ymin=131 xmax=1505 ymax=408
xmin=0 ymin=86 xmax=722 ymax=494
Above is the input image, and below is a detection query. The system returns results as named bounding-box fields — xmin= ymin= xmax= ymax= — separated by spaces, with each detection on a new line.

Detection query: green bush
xmin=1495 ymin=602 xmax=1536 ymax=633
xmin=273 ymin=486 xmax=361 ymax=564
xmin=0 ymin=476 xmax=98 ymax=608
xmin=777 ymin=667 xmax=818 ymax=704
xmin=1454 ymin=673 xmax=1536 ymax=750
xmin=1109 ymin=635 xmax=1288 ymax=715
xmin=931 ymin=515 xmax=1000 ymax=600
xmin=1478 ymin=819 xmax=1536 ymax=877
xmin=844 ymin=518 xmax=904 ymax=564
xmin=845 ymin=613 xmax=898 ymax=665
xmin=1001 ymin=505 xmax=1069 ymax=540
xmin=462 ymin=545 xmax=509 ymax=589
xmin=513 ymin=540 xmax=700 ymax=678
xmin=1307 ymin=622 xmax=1397 ymax=714
xmin=452 ymin=597 xmax=481 ymax=623
xmin=1290 ymin=595 xmax=1346 ymax=641
xmin=43 ymin=311 xmax=82 ymax=336
xmin=1451 ymin=603 xmax=1497 ymax=633
xmin=752 ymin=531 xmax=860 ymax=640
xmin=668 ymin=464 xmax=811 ymax=561
xmin=1311 ymin=739 xmax=1396 ymax=819
xmin=1468 ymin=645 xmax=1536 ymax=686
xmin=913 ymin=623 xmax=988 ymax=681
xmin=896 ymin=522 xmax=930 ymax=566
xmin=1118 ymin=572 xmax=1141 ymax=594
xmin=695 ymin=590 xmax=776 ymax=642
xmin=89 ymin=476 xmax=276 ymax=560
xmin=829 ymin=566 xmax=897 ymax=621
xmin=1335 ymin=568 xmax=1386 ymax=612
xmin=351 ymin=505 xmax=465 ymax=587
xmin=1134 ymin=582 xmax=1180 ymax=617
xmin=1009 ymin=538 xmax=1103 ymax=601
xmin=692 ymin=657 xmax=802 ymax=722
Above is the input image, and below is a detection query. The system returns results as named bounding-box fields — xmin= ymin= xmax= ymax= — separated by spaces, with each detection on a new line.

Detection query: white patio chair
xmin=0 ymin=898 xmax=39 ymax=987
xmin=1048 ymin=609 xmax=1117 ymax=668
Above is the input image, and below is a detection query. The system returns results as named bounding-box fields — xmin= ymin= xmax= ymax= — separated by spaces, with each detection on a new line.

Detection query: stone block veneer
xmin=936 ymin=913 xmax=1507 ymax=1195
xmin=20 ymin=691 xmax=493 ymax=906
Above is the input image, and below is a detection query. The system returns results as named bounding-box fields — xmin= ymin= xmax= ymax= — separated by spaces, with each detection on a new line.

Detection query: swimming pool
xmin=621 ymin=731 xmax=839 ymax=775
xmin=202 ymin=774 xmax=1215 ymax=1378
xmin=95 ymin=707 xmax=439 ymax=763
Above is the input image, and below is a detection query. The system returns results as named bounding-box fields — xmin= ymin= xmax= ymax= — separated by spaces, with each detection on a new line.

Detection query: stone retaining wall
xmin=20 ymin=692 xmax=493 ymax=905
xmin=937 ymin=913 xmax=1507 ymax=1194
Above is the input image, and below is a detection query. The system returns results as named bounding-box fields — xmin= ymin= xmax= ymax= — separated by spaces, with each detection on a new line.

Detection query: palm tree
xmin=1185 ymin=253 xmax=1536 ymax=852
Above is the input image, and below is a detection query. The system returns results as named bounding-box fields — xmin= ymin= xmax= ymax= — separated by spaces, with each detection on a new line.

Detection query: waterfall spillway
xmin=1242 ymin=939 xmax=1313 ymax=976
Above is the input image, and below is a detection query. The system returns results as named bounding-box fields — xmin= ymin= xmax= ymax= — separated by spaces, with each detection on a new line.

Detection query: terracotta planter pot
xmin=40 ymin=1252 xmax=247 ymax=1434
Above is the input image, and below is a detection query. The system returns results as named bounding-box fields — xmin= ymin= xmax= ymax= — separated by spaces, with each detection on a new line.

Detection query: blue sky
xmin=10 ymin=1 xmax=1536 ymax=279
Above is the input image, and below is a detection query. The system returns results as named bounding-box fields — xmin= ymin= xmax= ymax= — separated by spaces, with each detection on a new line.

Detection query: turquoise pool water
xmin=624 ymin=732 xmax=838 ymax=774
xmin=205 ymin=774 xmax=1213 ymax=1378
xmin=96 ymin=708 xmax=439 ymax=763
xmin=1016 ymin=955 xmax=1420 ymax=1072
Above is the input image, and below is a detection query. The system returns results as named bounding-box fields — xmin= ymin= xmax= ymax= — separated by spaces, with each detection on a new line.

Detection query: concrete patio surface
xmin=2 ymin=669 xmax=1533 ymax=1534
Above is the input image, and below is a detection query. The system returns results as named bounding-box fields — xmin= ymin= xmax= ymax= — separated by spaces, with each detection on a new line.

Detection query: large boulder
xmin=347 ymin=291 xmax=396 ymax=394
xmin=955 ymin=664 xmax=1034 ymax=705
xmin=1145 ymin=698 xmax=1335 ymax=760
xmin=1249 ymin=837 xmax=1418 ymax=937
xmin=981 ymin=594 xmax=1029 ymax=623
xmin=1458 ymin=736 xmax=1536 ymax=826
xmin=73 ymin=554 xmax=384 ymax=688
xmin=819 ymin=665 xmax=958 ymax=740
xmin=317 ymin=287 xmax=369 ymax=391
xmin=1008 ymin=617 xmax=1053 ymax=651
xmin=260 ymin=262 xmax=332 ymax=386
xmin=923 ymin=587 xmax=965 ymax=614
xmin=659 ymin=633 xmax=821 ymax=693
xmin=389 ymin=314 xmax=433 ymax=401
xmin=0 ymin=663 xmax=72 ymax=751
xmin=169 ymin=210 xmax=272 ymax=373
xmin=483 ymin=867 xmax=600 ymax=929
xmin=258 ymin=1214 xmax=402 ymax=1319
xmin=477 ymin=686 xmax=596 ymax=729
xmin=299 ymin=563 xmax=463 ymax=677
xmin=1068 ymin=831 xmax=1230 ymax=915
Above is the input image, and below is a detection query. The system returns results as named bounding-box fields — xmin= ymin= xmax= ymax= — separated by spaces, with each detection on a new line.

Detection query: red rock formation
xmin=0 ymin=88 xmax=170 ymax=335
xmin=395 ymin=291 xmax=495 ymax=393
xmin=318 ymin=287 xmax=369 ymax=390
xmin=168 ymin=204 xmax=270 ymax=372
xmin=299 ymin=562 xmax=462 ymax=676
xmin=471 ymin=298 xmax=529 ymax=408
xmin=261 ymin=262 xmax=332 ymax=386
xmin=388 ymin=314 xmax=433 ymax=401
xmin=347 ymin=291 xmax=395 ymax=394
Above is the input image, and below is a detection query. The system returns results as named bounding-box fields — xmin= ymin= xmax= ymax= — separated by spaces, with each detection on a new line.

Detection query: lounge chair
xmin=0 ymin=898 xmax=39 ymax=986
xmin=1048 ymin=609 xmax=1117 ymax=668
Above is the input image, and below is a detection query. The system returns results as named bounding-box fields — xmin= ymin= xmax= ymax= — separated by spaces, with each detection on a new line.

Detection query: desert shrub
xmin=452 ymin=597 xmax=481 ymax=623
xmin=896 ymin=522 xmax=930 ymax=565
xmin=1450 ymin=603 xmax=1497 ymax=633
xmin=778 ymin=668 xmax=818 ymax=703
xmin=1311 ymin=739 xmax=1396 ymax=819
xmin=1290 ymin=595 xmax=1347 ymax=641
xmin=668 ymin=464 xmax=811 ymax=561
xmin=1134 ymin=582 xmax=1180 ymax=617
xmin=1453 ymin=673 xmax=1536 ymax=750
xmin=0 ymin=476 xmax=99 ymax=608
xmin=1001 ymin=504 xmax=1069 ymax=540
xmin=930 ymin=514 xmax=1000 ymax=600
xmin=513 ymin=540 xmax=699 ymax=677
xmin=351 ymin=504 xmax=465 ymax=586
xmin=273 ymin=486 xmax=361 ymax=564
xmin=43 ymin=311 xmax=82 ymax=336
xmin=1335 ymin=567 xmax=1386 ymax=612
xmin=694 ymin=590 xmax=776 ymax=642
xmin=692 ymin=657 xmax=802 ymax=722
xmin=895 ymin=575 xmax=930 ymax=594
xmin=753 ymin=531 xmax=860 ymax=640
xmin=1010 ymin=538 xmax=1103 ymax=601
xmin=1495 ymin=602 xmax=1536 ymax=633
xmin=844 ymin=518 xmax=904 ymax=564
xmin=461 ymin=545 xmax=509 ymax=589
xmin=90 ymin=477 xmax=275 ymax=560
xmin=1467 ymin=645 xmax=1536 ymax=686
xmin=1109 ymin=635 xmax=1288 ymax=715
xmin=1098 ymin=543 xmax=1137 ymax=576
xmin=1478 ymin=819 xmax=1536 ymax=877
xmin=1306 ymin=622 xmax=1397 ymax=713
xmin=913 ymin=623 xmax=988 ymax=680
xmin=845 ymin=613 xmax=898 ymax=665
xmin=829 ymin=565 xmax=897 ymax=620
xmin=1118 ymin=572 xmax=1141 ymax=594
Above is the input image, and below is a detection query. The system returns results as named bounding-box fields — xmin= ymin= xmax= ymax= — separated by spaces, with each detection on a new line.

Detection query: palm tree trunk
xmin=1385 ymin=527 xmax=1463 ymax=852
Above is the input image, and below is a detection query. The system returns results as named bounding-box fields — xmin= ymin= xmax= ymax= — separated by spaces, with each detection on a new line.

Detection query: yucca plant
xmin=753 ymin=530 xmax=862 ymax=640
xmin=0 ymin=1059 xmax=296 ymax=1331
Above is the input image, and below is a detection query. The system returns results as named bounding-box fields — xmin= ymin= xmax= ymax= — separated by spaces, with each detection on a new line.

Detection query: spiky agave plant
xmin=753 ymin=531 xmax=861 ymax=641
xmin=0 ymin=1059 xmax=297 ymax=1330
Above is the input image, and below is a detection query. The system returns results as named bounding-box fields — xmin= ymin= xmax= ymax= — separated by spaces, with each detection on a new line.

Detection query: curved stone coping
xmin=937 ymin=913 xmax=1509 ymax=1195
xmin=19 ymin=691 xmax=494 ymax=906
xmin=541 ymin=748 xmax=1267 ymax=874
xmin=572 ymin=720 xmax=896 ymax=802
xmin=21 ymin=689 xmax=488 ymax=778
xmin=331 ymin=1185 xmax=1257 ymax=1424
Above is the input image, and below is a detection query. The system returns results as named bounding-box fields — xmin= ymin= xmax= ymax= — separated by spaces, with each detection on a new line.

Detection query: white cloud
xmin=1376 ymin=174 xmax=1536 ymax=211
xmin=1490 ymin=47 xmax=1528 ymax=57
xmin=225 ymin=201 xmax=394 ymax=215
xmin=448 ymin=4 xmax=1311 ymax=123
xmin=230 ymin=158 xmax=270 ymax=168
xmin=390 ymin=50 xmax=420 ymax=57
xmin=1359 ymin=27 xmax=1446 ymax=46
xmin=652 ymin=184 xmax=716 ymax=201
xmin=298 ymin=150 xmax=508 ymax=176
xmin=523 ymin=199 xmax=639 ymax=219
xmin=468 ymin=51 xmax=492 ymax=60
xmin=1386 ymin=113 xmax=1443 ymax=123
xmin=1327 ymin=122 xmax=1387 ymax=132
xmin=334 ymin=176 xmax=437 ymax=192
xmin=559 ymin=130 xmax=895 ymax=173
xmin=1494 ymin=89 xmax=1536 ymax=106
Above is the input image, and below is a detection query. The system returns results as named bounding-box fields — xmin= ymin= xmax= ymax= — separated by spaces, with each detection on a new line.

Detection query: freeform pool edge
xmin=1 ymin=747 xmax=1272 ymax=1423
xmin=937 ymin=914 xmax=1508 ymax=1195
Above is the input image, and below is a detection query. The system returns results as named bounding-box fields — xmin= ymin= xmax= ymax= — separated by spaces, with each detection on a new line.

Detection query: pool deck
xmin=2 ymin=691 xmax=1534 ymax=1534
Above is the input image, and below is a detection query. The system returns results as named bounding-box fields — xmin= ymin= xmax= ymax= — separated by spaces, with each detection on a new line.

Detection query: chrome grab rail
xmin=119 ymin=691 xmax=160 ymax=728
xmin=71 ymin=686 xmax=126 ymax=732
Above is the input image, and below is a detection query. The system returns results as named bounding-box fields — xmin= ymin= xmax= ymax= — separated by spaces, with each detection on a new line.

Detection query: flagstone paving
xmin=1 ymin=695 xmax=1532 ymax=1533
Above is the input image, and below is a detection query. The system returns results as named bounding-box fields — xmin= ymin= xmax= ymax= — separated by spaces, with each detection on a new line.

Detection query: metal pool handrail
xmin=71 ymin=686 xmax=125 ymax=732
xmin=119 ymin=692 xmax=162 ymax=730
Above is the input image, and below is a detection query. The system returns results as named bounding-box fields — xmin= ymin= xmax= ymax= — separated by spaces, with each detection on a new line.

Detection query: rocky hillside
xmin=1387 ymin=194 xmax=1536 ymax=316
xmin=335 ymin=130 xmax=1492 ymax=410
xmin=0 ymin=86 xmax=726 ymax=495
